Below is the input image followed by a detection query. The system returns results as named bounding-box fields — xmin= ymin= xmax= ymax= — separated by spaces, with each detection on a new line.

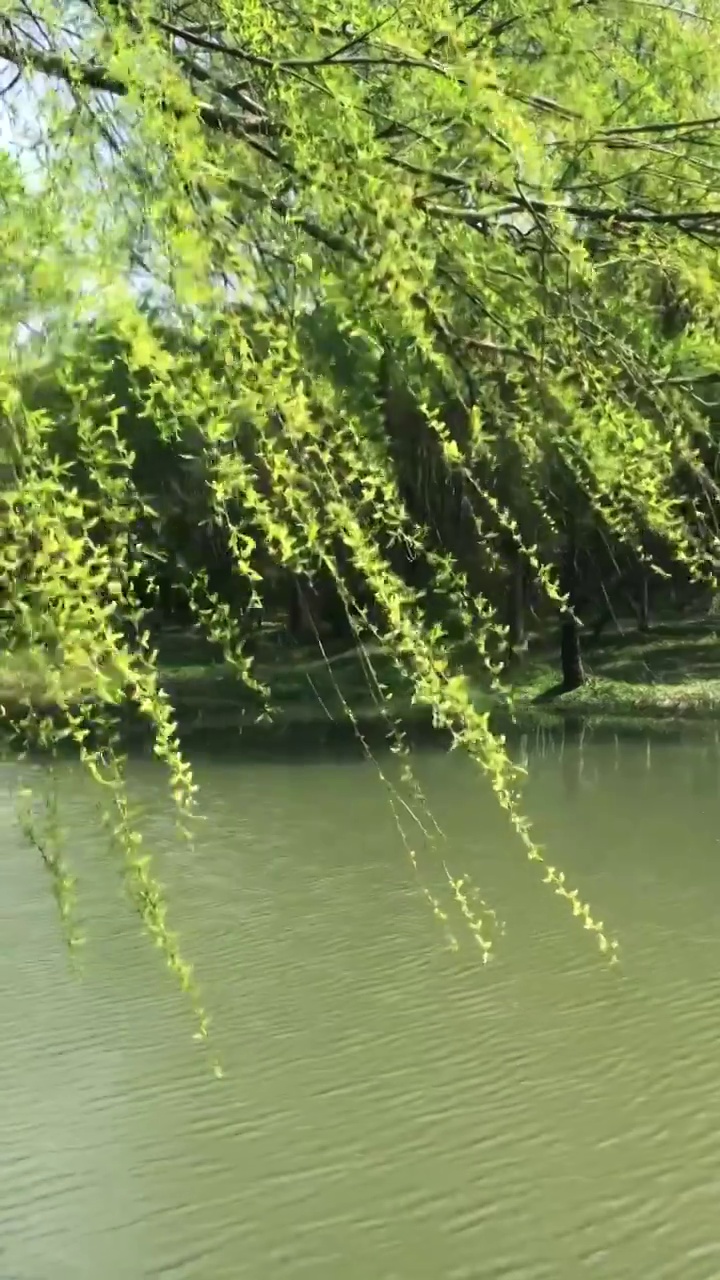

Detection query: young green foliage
xmin=3 ymin=0 xmax=720 ymax=1022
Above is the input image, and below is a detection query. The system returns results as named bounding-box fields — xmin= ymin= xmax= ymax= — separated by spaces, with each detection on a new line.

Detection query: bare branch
xmin=418 ymin=195 xmax=720 ymax=233
xmin=603 ymin=115 xmax=720 ymax=138
xmin=154 ymin=18 xmax=451 ymax=74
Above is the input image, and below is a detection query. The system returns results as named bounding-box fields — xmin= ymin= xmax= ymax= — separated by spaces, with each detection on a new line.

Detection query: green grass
xmin=502 ymin=620 xmax=720 ymax=719
xmin=2 ymin=617 xmax=720 ymax=735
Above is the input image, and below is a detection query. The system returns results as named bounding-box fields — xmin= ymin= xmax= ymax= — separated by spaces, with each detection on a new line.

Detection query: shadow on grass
xmin=589 ymin=639 xmax=720 ymax=686
xmin=4 ymin=618 xmax=720 ymax=763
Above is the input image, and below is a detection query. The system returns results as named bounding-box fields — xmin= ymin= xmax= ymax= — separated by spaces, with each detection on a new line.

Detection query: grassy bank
xmin=2 ymin=618 xmax=720 ymax=739
xmin=502 ymin=620 xmax=720 ymax=720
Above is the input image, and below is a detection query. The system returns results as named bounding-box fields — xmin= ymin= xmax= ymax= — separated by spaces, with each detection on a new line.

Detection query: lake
xmin=2 ymin=723 xmax=720 ymax=1279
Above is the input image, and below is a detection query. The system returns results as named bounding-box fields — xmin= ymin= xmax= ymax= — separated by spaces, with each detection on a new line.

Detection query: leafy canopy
xmin=2 ymin=0 xmax=720 ymax=1037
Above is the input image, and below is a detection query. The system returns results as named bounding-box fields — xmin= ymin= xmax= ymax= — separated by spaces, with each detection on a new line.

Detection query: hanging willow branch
xmin=2 ymin=0 xmax=720 ymax=1034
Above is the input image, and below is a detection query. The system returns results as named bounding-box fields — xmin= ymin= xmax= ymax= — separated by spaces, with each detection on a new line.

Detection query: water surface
xmin=2 ymin=726 xmax=720 ymax=1279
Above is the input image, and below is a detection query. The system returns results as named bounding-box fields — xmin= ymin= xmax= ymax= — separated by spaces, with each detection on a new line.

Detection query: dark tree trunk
xmin=288 ymin=574 xmax=316 ymax=642
xmin=636 ymin=571 xmax=650 ymax=632
xmin=504 ymin=547 xmax=526 ymax=666
xmin=590 ymin=605 xmax=611 ymax=642
xmin=589 ymin=566 xmax=625 ymax=642
xmin=322 ymin=582 xmax=354 ymax=643
xmin=560 ymin=615 xmax=584 ymax=691
xmin=288 ymin=572 xmax=353 ymax=645
xmin=559 ymin=526 xmax=585 ymax=691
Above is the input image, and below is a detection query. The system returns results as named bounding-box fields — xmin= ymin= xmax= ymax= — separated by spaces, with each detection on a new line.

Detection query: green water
xmin=2 ymin=726 xmax=720 ymax=1279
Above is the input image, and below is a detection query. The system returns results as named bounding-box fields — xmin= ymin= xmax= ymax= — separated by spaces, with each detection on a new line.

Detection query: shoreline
xmin=3 ymin=619 xmax=720 ymax=744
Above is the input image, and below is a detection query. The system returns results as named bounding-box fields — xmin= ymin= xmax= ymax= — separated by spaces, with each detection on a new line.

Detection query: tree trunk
xmin=288 ymin=574 xmax=316 ymax=642
xmin=636 ymin=571 xmax=650 ymax=632
xmin=590 ymin=605 xmax=612 ymax=642
xmin=504 ymin=547 xmax=526 ymax=665
xmin=560 ymin=614 xmax=584 ymax=690
xmin=559 ymin=526 xmax=585 ymax=691
xmin=288 ymin=572 xmax=354 ymax=645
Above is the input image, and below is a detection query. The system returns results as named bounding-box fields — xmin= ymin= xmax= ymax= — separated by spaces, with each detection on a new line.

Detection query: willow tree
xmin=2 ymin=0 xmax=720 ymax=1033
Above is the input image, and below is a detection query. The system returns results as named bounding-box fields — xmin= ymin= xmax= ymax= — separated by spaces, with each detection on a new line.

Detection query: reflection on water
xmin=2 ymin=726 xmax=720 ymax=1279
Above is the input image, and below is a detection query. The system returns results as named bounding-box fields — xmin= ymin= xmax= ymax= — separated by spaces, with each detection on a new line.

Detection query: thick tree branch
xmin=602 ymin=115 xmax=720 ymax=138
xmin=418 ymin=195 xmax=720 ymax=233
xmin=0 ymin=35 xmax=267 ymax=140
xmin=0 ymin=35 xmax=128 ymax=95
